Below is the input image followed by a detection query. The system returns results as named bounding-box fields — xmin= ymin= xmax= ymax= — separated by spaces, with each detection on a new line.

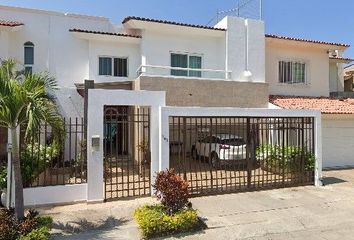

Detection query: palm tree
xmin=0 ymin=59 xmax=63 ymax=219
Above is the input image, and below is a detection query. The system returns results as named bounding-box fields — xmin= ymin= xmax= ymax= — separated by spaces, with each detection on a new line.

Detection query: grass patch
xmin=134 ymin=204 xmax=206 ymax=239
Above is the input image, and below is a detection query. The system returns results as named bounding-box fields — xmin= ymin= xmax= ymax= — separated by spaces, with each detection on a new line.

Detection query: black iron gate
xmin=169 ymin=116 xmax=315 ymax=196
xmin=104 ymin=106 xmax=151 ymax=200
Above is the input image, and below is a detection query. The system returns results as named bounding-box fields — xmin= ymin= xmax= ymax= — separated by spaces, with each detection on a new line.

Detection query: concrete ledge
xmin=24 ymin=184 xmax=87 ymax=207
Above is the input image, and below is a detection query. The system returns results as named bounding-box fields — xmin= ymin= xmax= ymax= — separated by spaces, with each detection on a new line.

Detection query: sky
xmin=2 ymin=0 xmax=354 ymax=57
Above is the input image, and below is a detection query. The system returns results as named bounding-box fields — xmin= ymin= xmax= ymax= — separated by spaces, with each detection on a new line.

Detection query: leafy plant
xmin=134 ymin=204 xmax=200 ymax=239
xmin=0 ymin=208 xmax=52 ymax=240
xmin=256 ymin=144 xmax=315 ymax=174
xmin=153 ymin=169 xmax=189 ymax=215
xmin=20 ymin=142 xmax=60 ymax=187
xmin=0 ymin=59 xmax=64 ymax=219
xmin=0 ymin=208 xmax=18 ymax=240
xmin=0 ymin=166 xmax=7 ymax=190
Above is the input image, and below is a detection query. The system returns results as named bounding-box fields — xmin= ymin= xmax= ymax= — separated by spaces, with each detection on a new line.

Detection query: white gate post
xmin=87 ymin=91 xmax=104 ymax=203
xmin=314 ymin=113 xmax=323 ymax=186
xmin=150 ymin=105 xmax=160 ymax=192
xmin=160 ymin=107 xmax=170 ymax=171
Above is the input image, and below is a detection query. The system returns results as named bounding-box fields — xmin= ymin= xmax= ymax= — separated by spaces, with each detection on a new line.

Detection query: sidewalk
xmin=42 ymin=169 xmax=354 ymax=239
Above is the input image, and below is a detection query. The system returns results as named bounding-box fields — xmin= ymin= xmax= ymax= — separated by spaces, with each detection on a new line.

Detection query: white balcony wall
xmin=140 ymin=29 xmax=226 ymax=77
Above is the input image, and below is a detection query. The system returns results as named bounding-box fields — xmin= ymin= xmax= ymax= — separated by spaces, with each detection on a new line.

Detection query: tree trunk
xmin=11 ymin=127 xmax=24 ymax=220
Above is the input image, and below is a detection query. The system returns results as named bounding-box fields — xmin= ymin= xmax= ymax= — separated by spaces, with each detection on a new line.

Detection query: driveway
xmin=42 ymin=169 xmax=354 ymax=239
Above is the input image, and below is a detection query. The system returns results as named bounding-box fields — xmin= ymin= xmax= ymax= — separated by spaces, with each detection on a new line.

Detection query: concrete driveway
xmin=42 ymin=169 xmax=354 ymax=239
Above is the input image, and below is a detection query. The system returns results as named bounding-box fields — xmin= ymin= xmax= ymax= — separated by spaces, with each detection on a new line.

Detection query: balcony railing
xmin=136 ymin=65 xmax=232 ymax=80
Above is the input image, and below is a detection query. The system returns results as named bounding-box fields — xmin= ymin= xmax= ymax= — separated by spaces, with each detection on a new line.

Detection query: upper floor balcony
xmin=136 ymin=65 xmax=232 ymax=80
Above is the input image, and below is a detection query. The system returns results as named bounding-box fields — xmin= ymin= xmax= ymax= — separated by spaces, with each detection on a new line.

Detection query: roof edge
xmin=122 ymin=16 xmax=226 ymax=31
xmin=69 ymin=29 xmax=142 ymax=38
xmin=0 ymin=5 xmax=109 ymax=22
xmin=266 ymin=34 xmax=350 ymax=48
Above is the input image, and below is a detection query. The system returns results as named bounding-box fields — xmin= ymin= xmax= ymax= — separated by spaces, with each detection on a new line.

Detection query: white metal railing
xmin=136 ymin=65 xmax=232 ymax=80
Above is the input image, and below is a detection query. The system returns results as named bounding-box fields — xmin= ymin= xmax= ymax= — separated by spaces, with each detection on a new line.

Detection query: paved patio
xmin=41 ymin=169 xmax=354 ymax=239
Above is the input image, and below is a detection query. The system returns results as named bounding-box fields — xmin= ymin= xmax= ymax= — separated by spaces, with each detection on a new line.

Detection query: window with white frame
xmin=170 ymin=53 xmax=202 ymax=77
xmin=24 ymin=41 xmax=34 ymax=74
xmin=99 ymin=56 xmax=128 ymax=77
xmin=278 ymin=61 xmax=306 ymax=84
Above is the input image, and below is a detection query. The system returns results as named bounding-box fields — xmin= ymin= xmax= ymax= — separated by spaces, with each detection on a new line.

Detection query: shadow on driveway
xmin=52 ymin=216 xmax=128 ymax=239
xmin=322 ymin=176 xmax=347 ymax=186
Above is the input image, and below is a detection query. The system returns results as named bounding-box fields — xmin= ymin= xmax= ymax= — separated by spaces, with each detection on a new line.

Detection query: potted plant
xmin=0 ymin=166 xmax=7 ymax=207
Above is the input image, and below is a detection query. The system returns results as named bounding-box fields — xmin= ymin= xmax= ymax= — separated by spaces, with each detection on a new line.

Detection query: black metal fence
xmin=169 ymin=116 xmax=315 ymax=196
xmin=104 ymin=106 xmax=151 ymax=200
xmin=19 ymin=118 xmax=87 ymax=188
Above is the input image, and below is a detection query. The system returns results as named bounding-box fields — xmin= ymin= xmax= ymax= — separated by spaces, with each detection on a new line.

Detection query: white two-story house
xmin=0 ymin=5 xmax=353 ymax=169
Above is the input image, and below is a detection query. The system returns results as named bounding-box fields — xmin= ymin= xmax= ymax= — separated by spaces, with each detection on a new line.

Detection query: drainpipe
xmin=243 ymin=19 xmax=252 ymax=81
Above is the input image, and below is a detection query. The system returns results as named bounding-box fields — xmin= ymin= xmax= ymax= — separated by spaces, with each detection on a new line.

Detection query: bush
xmin=0 ymin=208 xmax=52 ymax=240
xmin=256 ymin=144 xmax=315 ymax=174
xmin=0 ymin=208 xmax=18 ymax=240
xmin=153 ymin=169 xmax=189 ymax=215
xmin=0 ymin=167 xmax=7 ymax=190
xmin=21 ymin=142 xmax=60 ymax=187
xmin=134 ymin=204 xmax=200 ymax=239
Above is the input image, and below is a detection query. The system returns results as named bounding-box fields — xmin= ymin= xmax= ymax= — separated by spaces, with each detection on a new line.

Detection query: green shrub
xmin=134 ymin=204 xmax=200 ymax=239
xmin=21 ymin=142 xmax=60 ymax=187
xmin=0 ymin=208 xmax=52 ymax=240
xmin=18 ymin=227 xmax=51 ymax=240
xmin=0 ymin=208 xmax=18 ymax=240
xmin=153 ymin=169 xmax=189 ymax=215
xmin=256 ymin=144 xmax=315 ymax=174
xmin=0 ymin=166 xmax=7 ymax=190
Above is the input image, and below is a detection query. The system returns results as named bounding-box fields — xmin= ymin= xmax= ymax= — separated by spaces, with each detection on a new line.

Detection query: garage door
xmin=322 ymin=118 xmax=354 ymax=168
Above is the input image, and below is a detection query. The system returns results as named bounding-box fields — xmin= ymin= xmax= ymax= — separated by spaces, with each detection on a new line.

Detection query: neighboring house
xmin=0 ymin=5 xmax=352 ymax=169
xmin=267 ymin=37 xmax=354 ymax=168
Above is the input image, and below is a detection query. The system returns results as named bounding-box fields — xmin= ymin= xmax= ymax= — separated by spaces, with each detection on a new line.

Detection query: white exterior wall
xmin=140 ymin=30 xmax=225 ymax=73
xmin=329 ymin=63 xmax=341 ymax=92
xmin=322 ymin=115 xmax=354 ymax=168
xmin=0 ymin=6 xmax=113 ymax=118
xmin=266 ymin=42 xmax=330 ymax=97
xmin=88 ymin=40 xmax=141 ymax=82
xmin=216 ymin=17 xmax=265 ymax=82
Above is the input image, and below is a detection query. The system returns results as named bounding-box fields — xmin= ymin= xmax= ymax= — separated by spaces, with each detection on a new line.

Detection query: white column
xmin=87 ymin=93 xmax=104 ymax=202
xmin=150 ymin=106 xmax=160 ymax=194
xmin=314 ymin=114 xmax=323 ymax=186
xmin=160 ymin=108 xmax=170 ymax=171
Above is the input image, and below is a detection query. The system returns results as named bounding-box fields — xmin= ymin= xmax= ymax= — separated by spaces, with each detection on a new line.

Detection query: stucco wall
xmin=88 ymin=40 xmax=141 ymax=83
xmin=140 ymin=30 xmax=225 ymax=73
xmin=138 ymin=76 xmax=269 ymax=107
xmin=0 ymin=6 xmax=113 ymax=119
xmin=266 ymin=41 xmax=330 ymax=97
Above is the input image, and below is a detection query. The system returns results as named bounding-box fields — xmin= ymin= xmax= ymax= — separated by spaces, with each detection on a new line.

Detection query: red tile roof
xmin=0 ymin=20 xmax=24 ymax=27
xmin=69 ymin=29 xmax=142 ymax=38
xmin=329 ymin=56 xmax=354 ymax=62
xmin=265 ymin=34 xmax=350 ymax=48
xmin=270 ymin=95 xmax=354 ymax=114
xmin=122 ymin=16 xmax=226 ymax=31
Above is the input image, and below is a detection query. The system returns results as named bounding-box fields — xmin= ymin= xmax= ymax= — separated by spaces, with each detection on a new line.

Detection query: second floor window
xmin=24 ymin=41 xmax=34 ymax=74
xmin=99 ymin=56 xmax=128 ymax=77
xmin=171 ymin=53 xmax=202 ymax=77
xmin=279 ymin=61 xmax=306 ymax=84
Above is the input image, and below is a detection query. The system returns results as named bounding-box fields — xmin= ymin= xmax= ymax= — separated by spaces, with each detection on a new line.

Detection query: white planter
xmin=1 ymin=189 xmax=6 ymax=207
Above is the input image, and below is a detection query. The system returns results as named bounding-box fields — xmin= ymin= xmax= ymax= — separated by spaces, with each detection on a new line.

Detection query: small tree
xmin=0 ymin=59 xmax=63 ymax=220
xmin=153 ymin=169 xmax=189 ymax=215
